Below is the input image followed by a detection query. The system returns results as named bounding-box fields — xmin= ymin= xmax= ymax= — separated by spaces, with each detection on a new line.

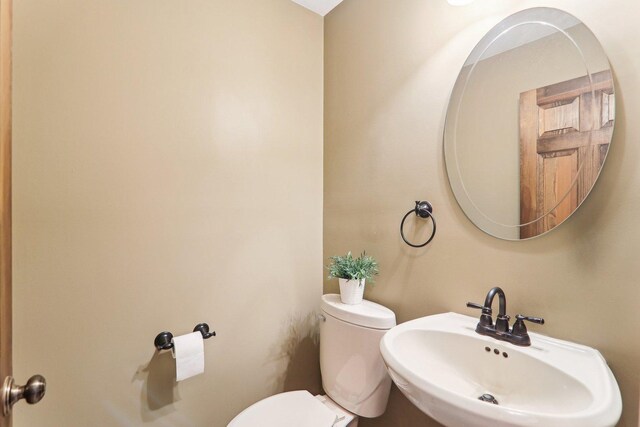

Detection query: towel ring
xmin=400 ymin=201 xmax=436 ymax=248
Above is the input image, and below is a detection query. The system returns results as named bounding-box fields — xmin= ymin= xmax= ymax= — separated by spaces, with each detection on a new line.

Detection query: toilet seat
xmin=228 ymin=390 xmax=339 ymax=427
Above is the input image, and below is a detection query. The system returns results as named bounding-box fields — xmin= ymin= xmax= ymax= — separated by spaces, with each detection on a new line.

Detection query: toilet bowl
xmin=228 ymin=391 xmax=356 ymax=427
xmin=228 ymin=294 xmax=396 ymax=427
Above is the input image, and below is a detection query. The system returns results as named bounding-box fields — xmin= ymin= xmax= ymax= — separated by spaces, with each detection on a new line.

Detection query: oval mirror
xmin=444 ymin=8 xmax=614 ymax=240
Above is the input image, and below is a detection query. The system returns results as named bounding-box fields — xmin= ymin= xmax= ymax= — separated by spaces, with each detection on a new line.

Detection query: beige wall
xmin=10 ymin=0 xmax=640 ymax=426
xmin=325 ymin=1 xmax=639 ymax=426
xmin=12 ymin=1 xmax=323 ymax=426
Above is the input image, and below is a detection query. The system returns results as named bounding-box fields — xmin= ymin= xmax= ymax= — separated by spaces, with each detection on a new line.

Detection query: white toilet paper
xmin=171 ymin=332 xmax=205 ymax=381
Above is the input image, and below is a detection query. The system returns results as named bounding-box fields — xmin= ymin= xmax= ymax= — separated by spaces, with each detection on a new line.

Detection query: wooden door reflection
xmin=519 ymin=71 xmax=614 ymax=239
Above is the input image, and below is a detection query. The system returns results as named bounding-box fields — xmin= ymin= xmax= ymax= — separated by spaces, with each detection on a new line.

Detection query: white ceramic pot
xmin=339 ymin=278 xmax=366 ymax=304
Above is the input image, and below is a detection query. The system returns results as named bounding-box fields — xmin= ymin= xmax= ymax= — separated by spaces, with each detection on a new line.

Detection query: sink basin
xmin=380 ymin=312 xmax=621 ymax=427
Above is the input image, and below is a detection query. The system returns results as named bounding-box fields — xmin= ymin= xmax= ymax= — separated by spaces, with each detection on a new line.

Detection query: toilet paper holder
xmin=154 ymin=323 xmax=216 ymax=351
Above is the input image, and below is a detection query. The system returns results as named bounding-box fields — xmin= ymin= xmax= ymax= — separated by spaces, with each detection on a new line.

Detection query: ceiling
xmin=291 ymin=0 xmax=344 ymax=16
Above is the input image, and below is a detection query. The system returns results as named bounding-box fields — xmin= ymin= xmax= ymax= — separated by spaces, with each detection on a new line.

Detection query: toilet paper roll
xmin=171 ymin=332 xmax=204 ymax=381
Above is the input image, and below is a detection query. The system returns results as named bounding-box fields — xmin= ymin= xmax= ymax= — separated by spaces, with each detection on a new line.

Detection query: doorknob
xmin=1 ymin=375 xmax=46 ymax=416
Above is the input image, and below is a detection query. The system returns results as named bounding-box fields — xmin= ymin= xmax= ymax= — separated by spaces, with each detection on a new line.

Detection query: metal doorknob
xmin=2 ymin=374 xmax=46 ymax=416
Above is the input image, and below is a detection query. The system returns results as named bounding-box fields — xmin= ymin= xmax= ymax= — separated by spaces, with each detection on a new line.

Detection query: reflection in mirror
xmin=444 ymin=8 xmax=614 ymax=240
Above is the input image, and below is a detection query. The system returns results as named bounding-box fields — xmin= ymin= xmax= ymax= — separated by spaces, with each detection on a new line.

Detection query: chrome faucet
xmin=467 ymin=287 xmax=544 ymax=346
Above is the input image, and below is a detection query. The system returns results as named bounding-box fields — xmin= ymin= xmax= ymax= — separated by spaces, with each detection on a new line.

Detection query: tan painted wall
xmin=12 ymin=1 xmax=323 ymax=426
xmin=325 ymin=1 xmax=639 ymax=426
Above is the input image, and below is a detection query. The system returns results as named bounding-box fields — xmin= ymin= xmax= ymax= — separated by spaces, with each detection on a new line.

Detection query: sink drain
xmin=478 ymin=393 xmax=499 ymax=405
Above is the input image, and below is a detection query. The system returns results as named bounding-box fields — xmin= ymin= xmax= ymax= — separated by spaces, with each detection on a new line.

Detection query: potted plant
xmin=327 ymin=252 xmax=379 ymax=304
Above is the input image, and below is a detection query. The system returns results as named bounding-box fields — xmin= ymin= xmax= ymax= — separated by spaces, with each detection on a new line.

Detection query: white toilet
xmin=228 ymin=294 xmax=396 ymax=427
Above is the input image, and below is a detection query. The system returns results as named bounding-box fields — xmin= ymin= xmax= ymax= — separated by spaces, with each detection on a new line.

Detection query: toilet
xmin=228 ymin=294 xmax=396 ymax=427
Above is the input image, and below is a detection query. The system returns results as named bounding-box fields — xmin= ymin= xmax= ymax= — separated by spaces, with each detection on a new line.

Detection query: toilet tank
xmin=319 ymin=294 xmax=396 ymax=418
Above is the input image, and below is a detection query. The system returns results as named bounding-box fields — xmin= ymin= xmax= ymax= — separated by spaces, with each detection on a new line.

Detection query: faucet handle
xmin=466 ymin=302 xmax=493 ymax=328
xmin=515 ymin=314 xmax=544 ymax=325
xmin=466 ymin=302 xmax=491 ymax=314
xmin=512 ymin=314 xmax=544 ymax=337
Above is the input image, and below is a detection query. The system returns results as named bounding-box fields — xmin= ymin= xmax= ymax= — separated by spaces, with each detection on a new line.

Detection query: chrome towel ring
xmin=400 ymin=201 xmax=436 ymax=248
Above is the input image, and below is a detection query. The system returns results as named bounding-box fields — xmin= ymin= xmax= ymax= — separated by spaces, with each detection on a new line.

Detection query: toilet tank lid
xmin=321 ymin=294 xmax=396 ymax=330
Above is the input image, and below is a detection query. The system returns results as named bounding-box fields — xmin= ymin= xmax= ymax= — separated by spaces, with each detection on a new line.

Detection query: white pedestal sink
xmin=380 ymin=312 xmax=622 ymax=427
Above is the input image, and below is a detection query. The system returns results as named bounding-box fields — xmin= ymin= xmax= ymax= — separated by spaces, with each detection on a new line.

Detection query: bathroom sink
xmin=379 ymin=312 xmax=621 ymax=427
